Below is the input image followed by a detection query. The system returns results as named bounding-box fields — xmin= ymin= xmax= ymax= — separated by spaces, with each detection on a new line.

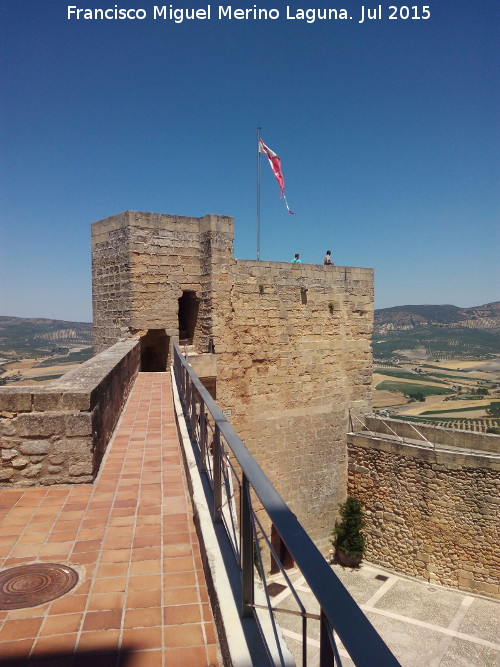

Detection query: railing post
xmin=180 ymin=359 xmax=185 ymax=398
xmin=241 ymin=474 xmax=254 ymax=618
xmin=200 ymin=401 xmax=207 ymax=472
xmin=190 ymin=387 xmax=197 ymax=438
xmin=186 ymin=375 xmax=192 ymax=419
xmin=213 ymin=425 xmax=222 ymax=523
xmin=319 ymin=609 xmax=335 ymax=666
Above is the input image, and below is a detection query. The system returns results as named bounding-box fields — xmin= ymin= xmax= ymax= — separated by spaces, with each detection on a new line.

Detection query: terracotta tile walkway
xmin=0 ymin=373 xmax=219 ymax=666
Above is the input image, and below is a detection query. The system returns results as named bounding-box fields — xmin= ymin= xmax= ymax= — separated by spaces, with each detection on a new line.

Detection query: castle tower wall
xmin=211 ymin=260 xmax=373 ymax=548
xmin=91 ymin=212 xmax=134 ymax=352
xmin=91 ymin=211 xmax=373 ymax=550
xmin=92 ymin=211 xmax=234 ymax=354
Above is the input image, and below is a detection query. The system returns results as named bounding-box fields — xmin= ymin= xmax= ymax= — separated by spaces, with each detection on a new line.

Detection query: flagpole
xmin=257 ymin=126 xmax=261 ymax=260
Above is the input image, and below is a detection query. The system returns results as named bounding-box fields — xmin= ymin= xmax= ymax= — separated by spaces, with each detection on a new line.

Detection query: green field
xmin=374 ymin=369 xmax=447 ymax=384
xmin=420 ymin=363 xmax=472 ymax=373
xmin=373 ymin=325 xmax=500 ymax=360
xmin=421 ymin=404 xmax=490 ymax=415
xmin=0 ymin=316 xmax=92 ymax=359
xmin=31 ymin=374 xmax=64 ymax=382
xmin=375 ymin=381 xmax=454 ymax=397
xmin=36 ymin=347 xmax=93 ymax=367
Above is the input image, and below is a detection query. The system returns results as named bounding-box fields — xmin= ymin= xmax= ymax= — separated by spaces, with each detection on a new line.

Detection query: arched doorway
xmin=140 ymin=330 xmax=169 ymax=371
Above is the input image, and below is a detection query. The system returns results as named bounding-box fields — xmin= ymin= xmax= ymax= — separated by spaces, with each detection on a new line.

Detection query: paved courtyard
xmin=269 ymin=560 xmax=500 ymax=666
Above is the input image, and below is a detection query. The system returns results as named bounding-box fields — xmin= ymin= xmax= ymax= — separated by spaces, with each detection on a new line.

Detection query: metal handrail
xmin=173 ymin=342 xmax=400 ymax=666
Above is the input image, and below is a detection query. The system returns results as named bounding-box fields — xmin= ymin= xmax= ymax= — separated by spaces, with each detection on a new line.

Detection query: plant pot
xmin=337 ymin=549 xmax=362 ymax=568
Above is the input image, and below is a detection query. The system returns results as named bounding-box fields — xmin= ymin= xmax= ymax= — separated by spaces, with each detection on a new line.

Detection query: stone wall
xmin=212 ymin=260 xmax=373 ymax=549
xmin=363 ymin=415 xmax=499 ymax=453
xmin=91 ymin=212 xmax=134 ymax=352
xmin=347 ymin=425 xmax=500 ymax=597
xmin=0 ymin=340 xmax=140 ymax=487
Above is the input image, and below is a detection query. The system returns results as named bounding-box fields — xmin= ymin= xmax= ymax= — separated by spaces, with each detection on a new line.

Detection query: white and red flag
xmin=259 ymin=138 xmax=295 ymax=214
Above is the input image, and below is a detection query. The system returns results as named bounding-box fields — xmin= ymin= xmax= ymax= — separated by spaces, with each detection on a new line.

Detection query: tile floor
xmin=0 ymin=373 xmax=219 ymax=666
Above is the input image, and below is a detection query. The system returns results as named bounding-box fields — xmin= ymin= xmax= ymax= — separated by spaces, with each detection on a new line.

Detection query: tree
xmin=331 ymin=497 xmax=366 ymax=564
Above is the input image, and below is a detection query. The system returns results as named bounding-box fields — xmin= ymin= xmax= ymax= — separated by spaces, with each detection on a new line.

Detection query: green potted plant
xmin=331 ymin=496 xmax=366 ymax=567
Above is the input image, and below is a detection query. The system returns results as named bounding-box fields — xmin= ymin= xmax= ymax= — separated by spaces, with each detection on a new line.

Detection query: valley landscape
xmin=1 ymin=302 xmax=499 ymax=432
xmin=0 ymin=316 xmax=92 ymax=385
xmin=373 ymin=302 xmax=500 ymax=432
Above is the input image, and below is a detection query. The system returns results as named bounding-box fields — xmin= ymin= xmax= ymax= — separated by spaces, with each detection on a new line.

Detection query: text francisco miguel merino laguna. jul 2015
xmin=66 ymin=4 xmax=432 ymax=24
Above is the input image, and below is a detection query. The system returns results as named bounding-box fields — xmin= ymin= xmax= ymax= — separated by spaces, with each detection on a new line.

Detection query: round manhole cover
xmin=0 ymin=563 xmax=79 ymax=610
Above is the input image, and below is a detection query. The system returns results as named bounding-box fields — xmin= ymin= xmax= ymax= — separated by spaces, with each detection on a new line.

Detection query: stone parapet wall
xmin=0 ymin=340 xmax=140 ymax=487
xmin=363 ymin=415 xmax=499 ymax=453
xmin=187 ymin=354 xmax=217 ymax=379
xmin=347 ymin=430 xmax=500 ymax=597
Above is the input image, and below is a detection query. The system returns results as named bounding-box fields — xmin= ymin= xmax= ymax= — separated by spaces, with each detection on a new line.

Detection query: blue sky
xmin=1 ymin=1 xmax=498 ymax=322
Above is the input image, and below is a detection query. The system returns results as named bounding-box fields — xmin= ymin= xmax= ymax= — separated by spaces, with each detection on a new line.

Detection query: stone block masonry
xmin=348 ymin=420 xmax=500 ymax=597
xmin=3 ymin=205 xmax=498 ymax=606
xmin=92 ymin=210 xmax=234 ymax=354
xmin=211 ymin=260 xmax=374 ymax=549
xmin=0 ymin=339 xmax=140 ymax=487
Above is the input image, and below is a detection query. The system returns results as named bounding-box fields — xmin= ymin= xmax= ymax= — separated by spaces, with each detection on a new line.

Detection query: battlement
xmin=91 ymin=210 xmax=234 ymax=247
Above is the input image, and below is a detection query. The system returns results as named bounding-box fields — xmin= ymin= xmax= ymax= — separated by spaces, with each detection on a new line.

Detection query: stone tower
xmin=92 ymin=210 xmax=374 ymax=549
xmin=92 ymin=210 xmax=233 ymax=356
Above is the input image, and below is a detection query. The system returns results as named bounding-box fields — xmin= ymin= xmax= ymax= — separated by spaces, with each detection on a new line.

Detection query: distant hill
xmin=375 ymin=302 xmax=500 ymax=329
xmin=374 ymin=302 xmax=500 ymax=360
xmin=0 ymin=316 xmax=92 ymax=359
xmin=2 ymin=302 xmax=499 ymax=363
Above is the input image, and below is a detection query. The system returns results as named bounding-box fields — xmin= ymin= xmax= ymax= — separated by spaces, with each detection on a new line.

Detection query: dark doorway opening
xmin=199 ymin=377 xmax=216 ymax=400
xmin=270 ymin=524 xmax=294 ymax=574
xmin=178 ymin=291 xmax=199 ymax=345
xmin=141 ymin=330 xmax=169 ymax=372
